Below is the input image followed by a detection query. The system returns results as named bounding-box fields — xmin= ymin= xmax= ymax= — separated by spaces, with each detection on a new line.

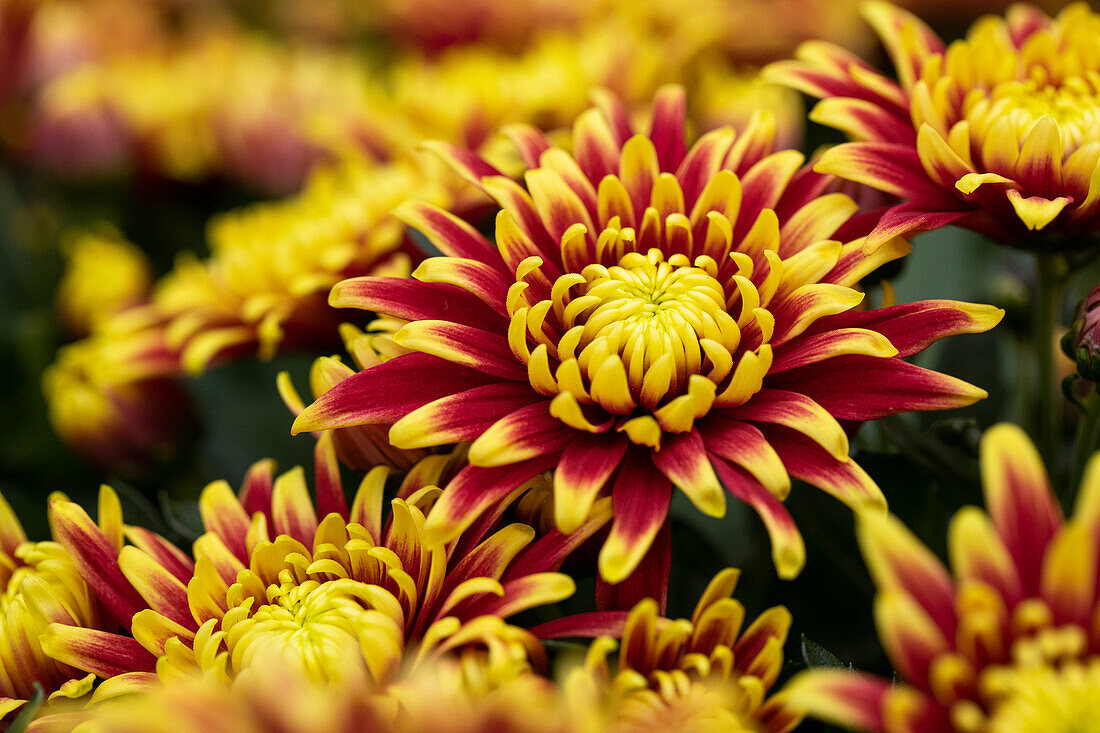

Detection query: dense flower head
xmin=0 ymin=486 xmax=126 ymax=722
xmin=557 ymin=568 xmax=800 ymax=733
xmin=294 ymin=86 xmax=1001 ymax=593
xmin=43 ymin=436 xmax=610 ymax=697
xmin=767 ymin=1 xmax=1100 ymax=249
xmin=152 ymin=154 xmax=430 ymax=375
xmin=41 ymin=320 xmax=191 ymax=470
xmin=788 ymin=423 xmax=1100 ymax=732
xmin=28 ymin=30 xmax=387 ymax=192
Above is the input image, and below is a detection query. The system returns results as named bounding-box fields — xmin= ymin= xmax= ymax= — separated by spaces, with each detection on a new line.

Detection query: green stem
xmin=1069 ymin=388 xmax=1100 ymax=507
xmin=1034 ymin=253 xmax=1065 ymax=477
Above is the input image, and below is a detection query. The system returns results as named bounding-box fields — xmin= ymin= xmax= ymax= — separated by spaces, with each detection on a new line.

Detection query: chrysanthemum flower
xmin=41 ymin=321 xmax=191 ymax=469
xmin=294 ymin=86 xmax=1001 ymax=589
xmin=766 ymin=1 xmax=1100 ymax=249
xmin=787 ymin=422 xmax=1100 ymax=731
xmin=82 ymin=647 xmax=570 ymax=733
xmin=44 ymin=437 xmax=609 ymax=693
xmin=55 ymin=224 xmax=152 ymax=337
xmin=555 ymin=568 xmax=800 ymax=733
xmin=152 ymin=155 xmax=433 ymax=374
xmin=0 ymin=485 xmax=153 ymax=723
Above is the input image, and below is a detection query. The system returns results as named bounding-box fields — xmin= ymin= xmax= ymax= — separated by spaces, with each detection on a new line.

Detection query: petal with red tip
xmin=649 ymin=85 xmax=687 ymax=172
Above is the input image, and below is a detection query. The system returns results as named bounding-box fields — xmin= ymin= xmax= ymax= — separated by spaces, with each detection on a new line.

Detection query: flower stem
xmin=1069 ymin=388 xmax=1100 ymax=508
xmin=1034 ymin=253 xmax=1065 ymax=476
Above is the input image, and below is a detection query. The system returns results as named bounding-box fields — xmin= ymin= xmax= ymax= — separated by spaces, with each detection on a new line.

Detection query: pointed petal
xmin=651 ymin=429 xmax=725 ymax=517
xmin=467 ymin=400 xmax=575 ymax=467
xmin=598 ymin=460 xmax=672 ymax=585
xmin=980 ymin=423 xmax=1062 ymax=595
xmin=390 ymin=382 xmax=544 ymax=450
xmin=48 ymin=498 xmax=147 ymax=625
xmin=394 ymin=199 xmax=500 ymax=263
xmin=858 ymin=510 xmax=956 ymax=639
xmin=292 ymin=352 xmax=499 ymax=433
xmin=728 ymin=388 xmax=849 ymax=460
xmin=393 ymin=320 xmax=525 ymax=380
xmin=712 ymin=456 xmax=805 ymax=579
xmin=702 ymin=418 xmax=790 ymax=498
xmin=41 ymin=626 xmax=156 ymax=677
xmin=330 ymin=277 xmax=505 ymax=332
xmin=554 ymin=433 xmax=629 ymax=533
xmin=762 ymin=424 xmax=885 ymax=509
xmin=784 ymin=670 xmax=891 ymax=732
xmin=805 ymin=300 xmax=1003 ymax=358
xmin=423 ymin=458 xmax=558 ymax=544
xmin=767 ymin=355 xmax=988 ymax=420
xmin=530 ymin=611 xmax=631 ymax=639
xmin=118 ymin=546 xmax=194 ymax=630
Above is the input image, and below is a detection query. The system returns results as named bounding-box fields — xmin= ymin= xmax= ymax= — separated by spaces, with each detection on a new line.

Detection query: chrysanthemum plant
xmin=293 ymin=85 xmax=999 ymax=606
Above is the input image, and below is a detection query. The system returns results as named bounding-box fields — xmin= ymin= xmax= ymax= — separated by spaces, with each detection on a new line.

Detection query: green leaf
xmin=8 ymin=682 xmax=45 ymax=733
xmin=801 ymin=635 xmax=849 ymax=669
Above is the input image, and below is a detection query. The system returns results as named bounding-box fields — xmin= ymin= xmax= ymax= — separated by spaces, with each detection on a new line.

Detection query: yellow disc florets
xmin=571 ymin=250 xmax=738 ymax=410
xmin=949 ymin=602 xmax=1100 ymax=733
xmin=932 ymin=4 xmax=1100 ymax=174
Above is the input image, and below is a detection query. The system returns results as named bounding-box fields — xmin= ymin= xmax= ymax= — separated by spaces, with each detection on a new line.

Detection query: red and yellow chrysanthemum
xmin=767 ymin=1 xmax=1100 ymax=249
xmin=788 ymin=422 xmax=1100 ymax=731
xmin=43 ymin=436 xmax=609 ymax=698
xmin=556 ymin=568 xmax=800 ymax=733
xmin=82 ymin=648 xmax=571 ymax=733
xmin=294 ymin=86 xmax=1001 ymax=591
xmin=0 ymin=486 xmax=133 ymax=723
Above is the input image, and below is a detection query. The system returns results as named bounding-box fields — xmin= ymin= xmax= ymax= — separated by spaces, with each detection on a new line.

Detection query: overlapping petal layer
xmin=551 ymin=568 xmax=801 ymax=733
xmin=44 ymin=436 xmax=607 ymax=699
xmin=295 ymin=86 xmax=1000 ymax=592
xmin=788 ymin=423 xmax=1100 ymax=732
xmin=767 ymin=1 xmax=1100 ymax=249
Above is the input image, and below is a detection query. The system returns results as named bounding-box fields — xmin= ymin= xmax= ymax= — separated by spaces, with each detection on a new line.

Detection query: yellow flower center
xmin=225 ymin=576 xmax=403 ymax=683
xmin=985 ymin=659 xmax=1100 ymax=733
xmin=950 ymin=618 xmax=1100 ymax=733
xmin=570 ymin=250 xmax=739 ymax=409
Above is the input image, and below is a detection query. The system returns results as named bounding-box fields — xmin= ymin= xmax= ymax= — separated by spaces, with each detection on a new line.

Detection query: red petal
xmin=530 ymin=611 xmax=631 ymax=639
xmin=292 ymin=352 xmax=500 ymax=433
xmin=329 ymin=277 xmax=505 ymax=332
xmin=649 ymin=85 xmax=687 ymax=172
xmin=767 ymin=355 xmax=987 ymax=421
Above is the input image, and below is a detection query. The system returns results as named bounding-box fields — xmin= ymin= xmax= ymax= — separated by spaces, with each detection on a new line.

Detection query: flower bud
xmin=1063 ymin=285 xmax=1100 ymax=382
